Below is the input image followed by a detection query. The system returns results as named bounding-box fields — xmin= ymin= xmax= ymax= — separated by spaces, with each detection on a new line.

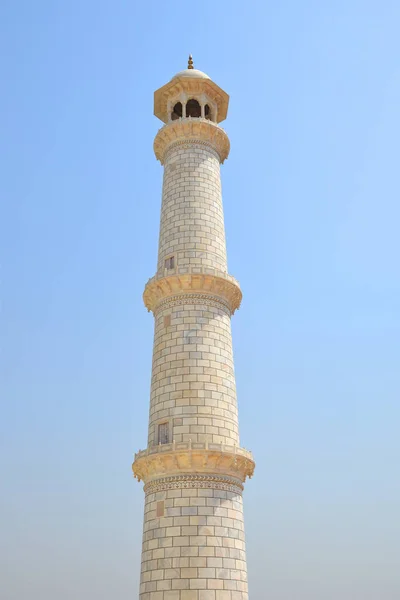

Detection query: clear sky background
xmin=1 ymin=1 xmax=399 ymax=599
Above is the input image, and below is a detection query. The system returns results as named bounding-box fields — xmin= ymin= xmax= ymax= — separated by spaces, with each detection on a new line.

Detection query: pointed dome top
xmin=172 ymin=68 xmax=210 ymax=80
xmin=171 ymin=55 xmax=210 ymax=80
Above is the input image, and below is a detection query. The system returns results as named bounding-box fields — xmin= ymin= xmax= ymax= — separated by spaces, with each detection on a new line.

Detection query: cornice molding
xmin=143 ymin=270 xmax=242 ymax=315
xmin=154 ymin=118 xmax=230 ymax=164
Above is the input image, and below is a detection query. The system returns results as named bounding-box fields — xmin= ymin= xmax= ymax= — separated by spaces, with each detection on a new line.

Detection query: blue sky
xmin=1 ymin=1 xmax=399 ymax=599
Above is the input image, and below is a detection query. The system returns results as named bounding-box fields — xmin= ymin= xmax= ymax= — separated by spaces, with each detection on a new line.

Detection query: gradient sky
xmin=1 ymin=1 xmax=400 ymax=599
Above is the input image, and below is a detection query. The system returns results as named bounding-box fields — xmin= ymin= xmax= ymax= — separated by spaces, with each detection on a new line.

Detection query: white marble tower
xmin=132 ymin=56 xmax=255 ymax=600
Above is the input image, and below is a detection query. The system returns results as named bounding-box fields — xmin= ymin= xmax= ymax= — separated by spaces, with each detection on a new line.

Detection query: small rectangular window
xmin=158 ymin=422 xmax=169 ymax=445
xmin=164 ymin=314 xmax=171 ymax=328
xmin=165 ymin=256 xmax=175 ymax=270
xmin=156 ymin=501 xmax=165 ymax=517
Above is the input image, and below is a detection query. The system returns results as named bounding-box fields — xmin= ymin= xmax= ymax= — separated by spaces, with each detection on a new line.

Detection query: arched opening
xmin=171 ymin=102 xmax=182 ymax=121
xmin=186 ymin=98 xmax=201 ymax=118
xmin=205 ymin=104 xmax=212 ymax=120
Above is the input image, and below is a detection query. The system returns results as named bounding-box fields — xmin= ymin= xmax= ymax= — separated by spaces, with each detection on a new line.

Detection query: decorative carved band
xmin=154 ymin=118 xmax=230 ymax=164
xmin=132 ymin=443 xmax=255 ymax=485
xmin=155 ymin=292 xmax=231 ymax=316
xmin=143 ymin=271 xmax=242 ymax=315
xmin=144 ymin=474 xmax=243 ymax=495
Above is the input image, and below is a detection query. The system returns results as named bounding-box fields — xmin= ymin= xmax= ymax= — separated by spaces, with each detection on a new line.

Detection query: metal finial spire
xmin=188 ymin=54 xmax=194 ymax=69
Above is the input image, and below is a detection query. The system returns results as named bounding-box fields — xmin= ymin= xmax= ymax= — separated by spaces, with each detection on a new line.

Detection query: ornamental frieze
xmin=144 ymin=473 xmax=243 ymax=495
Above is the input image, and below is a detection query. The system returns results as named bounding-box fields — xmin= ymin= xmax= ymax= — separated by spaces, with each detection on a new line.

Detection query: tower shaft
xmin=133 ymin=63 xmax=254 ymax=600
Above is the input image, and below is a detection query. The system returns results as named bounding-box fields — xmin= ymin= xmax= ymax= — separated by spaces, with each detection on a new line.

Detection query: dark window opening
xmin=156 ymin=501 xmax=165 ymax=517
xmin=165 ymin=256 xmax=175 ymax=270
xmin=171 ymin=102 xmax=182 ymax=121
xmin=158 ymin=422 xmax=169 ymax=445
xmin=205 ymin=104 xmax=212 ymax=120
xmin=186 ymin=99 xmax=201 ymax=118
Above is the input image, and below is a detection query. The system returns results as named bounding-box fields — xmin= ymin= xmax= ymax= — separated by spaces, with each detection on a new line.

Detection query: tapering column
xmin=133 ymin=58 xmax=255 ymax=600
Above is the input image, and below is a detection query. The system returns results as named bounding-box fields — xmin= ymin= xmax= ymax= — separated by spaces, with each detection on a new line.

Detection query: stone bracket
xmin=143 ymin=270 xmax=242 ymax=315
xmin=132 ymin=442 xmax=255 ymax=484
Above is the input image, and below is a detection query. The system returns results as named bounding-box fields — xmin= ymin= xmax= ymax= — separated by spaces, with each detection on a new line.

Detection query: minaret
xmin=133 ymin=56 xmax=255 ymax=600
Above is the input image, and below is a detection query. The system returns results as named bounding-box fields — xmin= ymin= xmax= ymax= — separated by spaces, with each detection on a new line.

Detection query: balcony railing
xmin=134 ymin=440 xmax=253 ymax=463
xmin=146 ymin=265 xmax=240 ymax=288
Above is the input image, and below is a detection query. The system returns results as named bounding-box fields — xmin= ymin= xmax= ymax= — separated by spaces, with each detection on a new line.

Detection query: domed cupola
xmin=154 ymin=55 xmax=229 ymax=124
